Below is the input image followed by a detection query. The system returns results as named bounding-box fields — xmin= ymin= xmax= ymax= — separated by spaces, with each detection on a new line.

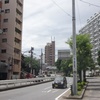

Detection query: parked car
xmin=38 ymin=74 xmax=45 ymax=77
xmin=86 ymin=71 xmax=93 ymax=77
xmin=52 ymin=76 xmax=67 ymax=89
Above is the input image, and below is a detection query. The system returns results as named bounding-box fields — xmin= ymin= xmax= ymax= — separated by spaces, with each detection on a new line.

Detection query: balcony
xmin=13 ymin=64 xmax=20 ymax=72
xmin=16 ymin=23 xmax=22 ymax=31
xmin=15 ymin=32 xmax=21 ymax=40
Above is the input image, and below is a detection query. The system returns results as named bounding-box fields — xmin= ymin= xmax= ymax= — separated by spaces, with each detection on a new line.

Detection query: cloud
xmin=22 ymin=0 xmax=100 ymax=56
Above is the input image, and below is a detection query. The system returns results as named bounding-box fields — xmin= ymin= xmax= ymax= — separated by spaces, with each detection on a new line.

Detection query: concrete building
xmin=45 ymin=41 xmax=55 ymax=66
xmin=58 ymin=49 xmax=71 ymax=60
xmin=0 ymin=0 xmax=24 ymax=79
xmin=79 ymin=12 xmax=100 ymax=64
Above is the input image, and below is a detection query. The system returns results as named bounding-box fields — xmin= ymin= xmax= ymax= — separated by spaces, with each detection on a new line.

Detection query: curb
xmin=59 ymin=82 xmax=88 ymax=100
xmin=67 ymin=82 xmax=88 ymax=99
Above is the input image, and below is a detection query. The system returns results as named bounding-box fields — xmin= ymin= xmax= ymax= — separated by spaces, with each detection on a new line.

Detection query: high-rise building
xmin=79 ymin=12 xmax=100 ymax=64
xmin=0 ymin=0 xmax=24 ymax=79
xmin=58 ymin=49 xmax=71 ymax=60
xmin=45 ymin=41 xmax=55 ymax=66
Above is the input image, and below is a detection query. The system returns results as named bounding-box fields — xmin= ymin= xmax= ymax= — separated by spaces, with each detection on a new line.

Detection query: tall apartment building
xmin=0 ymin=0 xmax=24 ymax=79
xmin=45 ymin=41 xmax=55 ymax=66
xmin=79 ymin=12 xmax=100 ymax=64
xmin=58 ymin=49 xmax=71 ymax=60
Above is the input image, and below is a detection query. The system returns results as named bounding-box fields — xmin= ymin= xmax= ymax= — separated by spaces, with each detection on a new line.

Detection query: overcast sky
xmin=22 ymin=0 xmax=100 ymax=57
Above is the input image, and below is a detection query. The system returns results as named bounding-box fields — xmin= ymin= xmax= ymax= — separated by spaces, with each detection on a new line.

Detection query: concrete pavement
xmin=59 ymin=76 xmax=100 ymax=100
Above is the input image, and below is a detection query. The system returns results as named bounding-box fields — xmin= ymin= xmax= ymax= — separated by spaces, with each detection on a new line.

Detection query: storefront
xmin=0 ymin=62 xmax=9 ymax=80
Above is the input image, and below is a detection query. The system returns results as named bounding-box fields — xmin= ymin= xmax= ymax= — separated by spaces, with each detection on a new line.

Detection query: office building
xmin=45 ymin=41 xmax=55 ymax=66
xmin=79 ymin=12 xmax=100 ymax=64
xmin=58 ymin=49 xmax=71 ymax=60
xmin=0 ymin=0 xmax=24 ymax=79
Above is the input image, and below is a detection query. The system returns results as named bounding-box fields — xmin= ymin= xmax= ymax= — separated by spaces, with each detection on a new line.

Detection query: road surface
xmin=0 ymin=77 xmax=72 ymax=100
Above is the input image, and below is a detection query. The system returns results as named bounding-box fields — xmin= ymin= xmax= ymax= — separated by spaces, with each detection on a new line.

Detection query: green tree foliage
xmin=67 ymin=34 xmax=93 ymax=81
xmin=60 ymin=58 xmax=72 ymax=76
xmin=21 ymin=55 xmax=40 ymax=75
xmin=55 ymin=57 xmax=72 ymax=76
xmin=55 ymin=59 xmax=62 ymax=71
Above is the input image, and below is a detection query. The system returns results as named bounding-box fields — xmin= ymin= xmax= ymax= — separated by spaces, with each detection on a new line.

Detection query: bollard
xmin=70 ymin=85 xmax=73 ymax=95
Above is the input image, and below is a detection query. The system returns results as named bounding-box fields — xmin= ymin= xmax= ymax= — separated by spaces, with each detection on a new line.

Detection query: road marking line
xmin=44 ymin=86 xmax=51 ymax=90
xmin=52 ymin=89 xmax=58 ymax=93
xmin=55 ymin=88 xmax=70 ymax=100
xmin=42 ymin=90 xmax=47 ymax=92
xmin=47 ymin=89 xmax=51 ymax=93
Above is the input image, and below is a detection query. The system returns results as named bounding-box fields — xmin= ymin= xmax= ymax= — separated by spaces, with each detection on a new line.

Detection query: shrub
xmin=78 ymin=85 xmax=82 ymax=91
xmin=77 ymin=81 xmax=85 ymax=91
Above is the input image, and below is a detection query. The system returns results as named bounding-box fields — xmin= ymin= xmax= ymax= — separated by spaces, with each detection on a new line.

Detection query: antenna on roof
xmin=54 ymin=37 xmax=55 ymax=41
xmin=51 ymin=36 xmax=52 ymax=42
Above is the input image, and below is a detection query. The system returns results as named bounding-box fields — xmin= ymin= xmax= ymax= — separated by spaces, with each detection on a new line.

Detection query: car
xmin=52 ymin=76 xmax=67 ymax=89
xmin=38 ymin=74 xmax=45 ymax=77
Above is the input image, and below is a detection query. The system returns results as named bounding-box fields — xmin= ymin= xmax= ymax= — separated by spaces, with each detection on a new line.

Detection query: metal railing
xmin=0 ymin=77 xmax=54 ymax=91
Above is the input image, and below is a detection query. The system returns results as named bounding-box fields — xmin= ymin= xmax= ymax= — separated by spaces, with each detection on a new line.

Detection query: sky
xmin=22 ymin=0 xmax=100 ymax=58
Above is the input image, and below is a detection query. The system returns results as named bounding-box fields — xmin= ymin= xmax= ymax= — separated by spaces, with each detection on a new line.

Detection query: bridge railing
xmin=0 ymin=77 xmax=55 ymax=91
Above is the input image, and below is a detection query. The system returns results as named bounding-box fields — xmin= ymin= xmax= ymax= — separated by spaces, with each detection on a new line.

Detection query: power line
xmin=80 ymin=0 xmax=100 ymax=8
xmin=76 ymin=0 xmax=82 ymax=29
xmin=51 ymin=0 xmax=72 ymax=17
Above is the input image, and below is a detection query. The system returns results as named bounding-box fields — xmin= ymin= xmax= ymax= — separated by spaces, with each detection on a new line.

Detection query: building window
xmin=5 ymin=9 xmax=10 ymax=13
xmin=15 ymin=27 xmax=21 ymax=34
xmin=17 ymin=0 xmax=23 ymax=8
xmin=1 ymin=49 xmax=6 ymax=53
xmin=3 ymin=28 xmax=8 ymax=32
xmin=14 ymin=59 xmax=19 ymax=65
xmin=2 ymin=38 xmax=7 ymax=42
xmin=1 ymin=60 xmax=6 ymax=62
xmin=5 ymin=0 xmax=9 ymax=4
xmin=3 ymin=18 xmax=8 ymax=22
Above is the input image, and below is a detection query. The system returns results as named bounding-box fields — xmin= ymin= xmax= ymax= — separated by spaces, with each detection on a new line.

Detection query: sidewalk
xmin=59 ymin=76 xmax=100 ymax=100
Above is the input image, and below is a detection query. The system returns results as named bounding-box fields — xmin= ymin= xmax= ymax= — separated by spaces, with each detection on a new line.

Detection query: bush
xmin=78 ymin=85 xmax=82 ymax=91
xmin=77 ymin=81 xmax=86 ymax=91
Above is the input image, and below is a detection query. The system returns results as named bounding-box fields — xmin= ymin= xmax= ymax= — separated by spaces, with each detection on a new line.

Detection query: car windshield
xmin=54 ymin=76 xmax=63 ymax=81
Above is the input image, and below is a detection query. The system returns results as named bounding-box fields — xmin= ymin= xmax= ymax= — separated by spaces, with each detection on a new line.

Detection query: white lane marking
xmin=47 ymin=89 xmax=51 ymax=93
xmin=42 ymin=90 xmax=47 ymax=93
xmin=52 ymin=89 xmax=58 ymax=93
xmin=55 ymin=88 xmax=70 ymax=100
xmin=42 ymin=89 xmax=51 ymax=93
xmin=44 ymin=86 xmax=51 ymax=90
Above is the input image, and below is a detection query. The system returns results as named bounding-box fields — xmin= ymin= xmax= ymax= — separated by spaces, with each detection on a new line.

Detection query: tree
xmin=55 ymin=59 xmax=62 ymax=71
xmin=60 ymin=58 xmax=72 ymax=76
xmin=55 ymin=57 xmax=72 ymax=76
xmin=67 ymin=34 xmax=92 ymax=82
xmin=21 ymin=55 xmax=40 ymax=75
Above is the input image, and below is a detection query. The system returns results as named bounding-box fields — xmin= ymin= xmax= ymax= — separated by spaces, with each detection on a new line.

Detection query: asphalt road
xmin=0 ymin=77 xmax=72 ymax=100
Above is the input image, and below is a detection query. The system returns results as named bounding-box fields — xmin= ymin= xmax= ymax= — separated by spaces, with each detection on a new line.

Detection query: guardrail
xmin=0 ymin=77 xmax=55 ymax=91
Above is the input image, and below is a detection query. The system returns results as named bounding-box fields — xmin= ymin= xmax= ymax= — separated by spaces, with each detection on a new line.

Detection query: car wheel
xmin=63 ymin=84 xmax=67 ymax=89
xmin=52 ymin=85 xmax=54 ymax=89
xmin=65 ymin=85 xmax=67 ymax=88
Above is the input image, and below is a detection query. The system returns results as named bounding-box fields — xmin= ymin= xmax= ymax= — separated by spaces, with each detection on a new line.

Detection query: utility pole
xmin=30 ymin=47 xmax=34 ymax=74
xmin=72 ymin=0 xmax=77 ymax=95
xmin=40 ymin=49 xmax=43 ymax=75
